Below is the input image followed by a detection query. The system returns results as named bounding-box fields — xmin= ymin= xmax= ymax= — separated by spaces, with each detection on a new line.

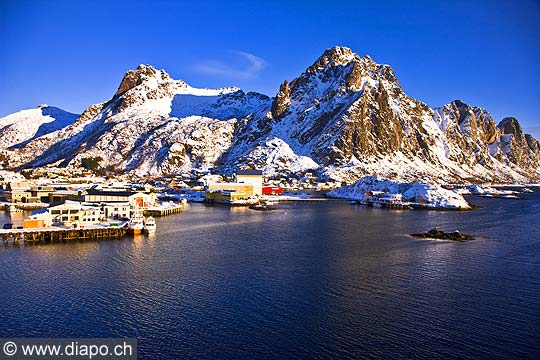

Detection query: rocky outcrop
xmin=114 ymin=64 xmax=173 ymax=98
xmin=411 ymin=228 xmax=475 ymax=241
xmin=433 ymin=100 xmax=501 ymax=168
xmin=270 ymin=80 xmax=290 ymax=119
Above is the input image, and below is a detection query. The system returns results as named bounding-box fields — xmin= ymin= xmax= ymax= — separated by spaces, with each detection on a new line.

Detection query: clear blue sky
xmin=1 ymin=0 xmax=539 ymax=137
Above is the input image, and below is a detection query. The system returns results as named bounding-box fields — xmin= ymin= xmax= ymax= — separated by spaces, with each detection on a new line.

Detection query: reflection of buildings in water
xmin=130 ymin=232 xmax=157 ymax=256
xmin=229 ymin=206 xmax=250 ymax=214
xmin=8 ymin=211 xmax=28 ymax=228
xmin=132 ymin=233 xmax=144 ymax=248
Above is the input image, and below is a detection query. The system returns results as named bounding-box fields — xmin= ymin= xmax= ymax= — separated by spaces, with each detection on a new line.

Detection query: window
xmin=51 ymin=210 xmax=60 ymax=215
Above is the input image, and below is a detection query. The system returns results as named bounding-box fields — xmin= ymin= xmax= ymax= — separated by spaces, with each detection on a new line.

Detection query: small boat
xmin=249 ymin=201 xmax=278 ymax=211
xmin=144 ymin=216 xmax=156 ymax=234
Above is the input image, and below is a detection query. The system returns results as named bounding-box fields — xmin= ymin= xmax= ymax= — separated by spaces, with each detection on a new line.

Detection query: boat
xmin=249 ymin=200 xmax=278 ymax=211
xmin=128 ymin=206 xmax=145 ymax=234
xmin=144 ymin=216 xmax=156 ymax=234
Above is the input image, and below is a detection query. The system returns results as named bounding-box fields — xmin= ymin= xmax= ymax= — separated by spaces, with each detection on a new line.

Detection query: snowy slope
xmin=0 ymin=105 xmax=79 ymax=148
xmin=9 ymin=65 xmax=272 ymax=175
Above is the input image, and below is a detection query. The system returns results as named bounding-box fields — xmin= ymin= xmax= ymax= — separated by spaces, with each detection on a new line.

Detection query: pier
xmin=143 ymin=204 xmax=183 ymax=217
xmin=0 ymin=227 xmax=127 ymax=246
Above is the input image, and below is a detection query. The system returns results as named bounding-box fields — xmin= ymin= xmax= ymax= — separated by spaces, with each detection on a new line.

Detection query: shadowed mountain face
xmin=0 ymin=47 xmax=538 ymax=182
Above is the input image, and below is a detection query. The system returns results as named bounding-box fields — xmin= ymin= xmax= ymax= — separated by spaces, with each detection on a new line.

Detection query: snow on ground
xmin=239 ymin=137 xmax=320 ymax=177
xmin=0 ymin=170 xmax=26 ymax=182
xmin=466 ymin=184 xmax=518 ymax=196
xmin=328 ymin=175 xmax=471 ymax=209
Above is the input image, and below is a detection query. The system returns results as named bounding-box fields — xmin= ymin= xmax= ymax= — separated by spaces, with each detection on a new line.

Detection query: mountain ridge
xmin=0 ymin=46 xmax=538 ymax=183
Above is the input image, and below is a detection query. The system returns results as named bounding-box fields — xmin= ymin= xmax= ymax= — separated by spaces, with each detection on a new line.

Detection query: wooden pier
xmin=143 ymin=204 xmax=183 ymax=217
xmin=0 ymin=227 xmax=127 ymax=246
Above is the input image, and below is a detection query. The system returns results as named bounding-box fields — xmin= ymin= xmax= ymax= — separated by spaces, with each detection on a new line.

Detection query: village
xmin=0 ymin=168 xmax=327 ymax=243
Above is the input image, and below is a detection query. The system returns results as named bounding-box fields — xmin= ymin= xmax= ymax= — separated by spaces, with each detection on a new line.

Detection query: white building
xmin=235 ymin=170 xmax=263 ymax=196
xmin=47 ymin=200 xmax=103 ymax=227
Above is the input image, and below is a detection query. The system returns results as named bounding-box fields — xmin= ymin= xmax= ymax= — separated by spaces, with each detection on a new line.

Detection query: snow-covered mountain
xmin=0 ymin=105 xmax=79 ymax=149
xmin=1 ymin=46 xmax=539 ymax=183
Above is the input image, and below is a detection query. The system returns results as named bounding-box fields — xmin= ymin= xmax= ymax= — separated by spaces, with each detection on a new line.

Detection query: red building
xmin=262 ymin=186 xmax=283 ymax=195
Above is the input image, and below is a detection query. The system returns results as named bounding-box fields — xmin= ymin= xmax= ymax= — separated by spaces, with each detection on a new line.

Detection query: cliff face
xmin=498 ymin=117 xmax=540 ymax=172
xmin=1 ymin=47 xmax=538 ymax=182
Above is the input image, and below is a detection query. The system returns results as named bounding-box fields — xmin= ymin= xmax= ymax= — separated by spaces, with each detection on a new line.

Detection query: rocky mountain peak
xmin=114 ymin=64 xmax=174 ymax=98
xmin=499 ymin=117 xmax=523 ymax=137
xmin=323 ymin=45 xmax=354 ymax=59
xmin=306 ymin=46 xmax=356 ymax=74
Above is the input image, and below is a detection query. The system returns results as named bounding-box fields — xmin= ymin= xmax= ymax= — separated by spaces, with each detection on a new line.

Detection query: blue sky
xmin=1 ymin=0 xmax=539 ymax=137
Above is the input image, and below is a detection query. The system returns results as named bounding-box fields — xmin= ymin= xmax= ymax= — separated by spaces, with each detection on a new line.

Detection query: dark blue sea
xmin=1 ymin=190 xmax=539 ymax=359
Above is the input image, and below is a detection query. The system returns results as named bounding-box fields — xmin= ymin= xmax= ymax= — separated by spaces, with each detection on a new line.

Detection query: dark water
xmin=1 ymin=192 xmax=540 ymax=359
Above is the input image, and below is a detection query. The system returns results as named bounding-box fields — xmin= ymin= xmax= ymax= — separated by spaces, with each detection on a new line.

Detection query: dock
xmin=0 ymin=227 xmax=127 ymax=246
xmin=143 ymin=204 xmax=184 ymax=217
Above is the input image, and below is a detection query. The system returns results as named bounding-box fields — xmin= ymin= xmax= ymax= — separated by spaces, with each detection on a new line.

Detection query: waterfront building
xmin=235 ymin=170 xmax=263 ymax=195
xmin=47 ymin=200 xmax=103 ymax=227
xmin=82 ymin=189 xmax=156 ymax=208
xmin=23 ymin=209 xmax=52 ymax=229
xmin=262 ymin=186 xmax=283 ymax=195
xmin=101 ymin=202 xmax=131 ymax=220
xmin=4 ymin=182 xmax=34 ymax=203
xmin=205 ymin=189 xmax=250 ymax=203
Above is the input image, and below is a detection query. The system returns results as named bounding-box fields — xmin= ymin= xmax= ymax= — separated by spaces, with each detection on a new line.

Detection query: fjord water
xmin=1 ymin=193 xmax=539 ymax=359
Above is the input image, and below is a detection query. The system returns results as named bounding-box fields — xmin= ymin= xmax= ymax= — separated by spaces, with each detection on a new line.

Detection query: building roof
xmin=236 ymin=169 xmax=263 ymax=176
xmin=49 ymin=200 xmax=85 ymax=210
xmin=85 ymin=189 xmax=137 ymax=197
xmin=7 ymin=181 xmax=33 ymax=191
xmin=50 ymin=190 xmax=78 ymax=195
xmin=31 ymin=208 xmax=48 ymax=216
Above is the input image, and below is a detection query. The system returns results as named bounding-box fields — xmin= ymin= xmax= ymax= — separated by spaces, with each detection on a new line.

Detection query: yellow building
xmin=4 ymin=182 xmax=33 ymax=203
xmin=205 ymin=190 xmax=249 ymax=203
xmin=206 ymin=183 xmax=254 ymax=195
xmin=205 ymin=170 xmax=263 ymax=203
